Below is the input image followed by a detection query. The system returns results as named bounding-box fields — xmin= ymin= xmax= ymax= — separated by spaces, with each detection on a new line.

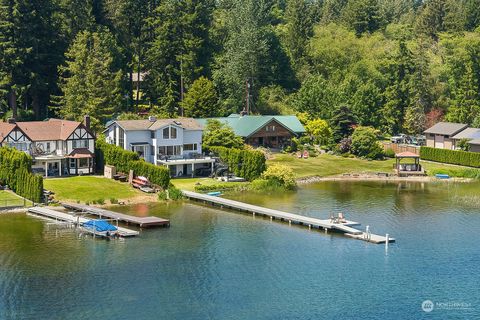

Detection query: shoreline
xmin=296 ymin=174 xmax=473 ymax=184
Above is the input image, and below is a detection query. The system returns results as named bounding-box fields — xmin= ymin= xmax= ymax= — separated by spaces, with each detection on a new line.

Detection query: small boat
xmin=303 ymin=150 xmax=309 ymax=159
xmin=81 ymin=219 xmax=118 ymax=238
xmin=132 ymin=176 xmax=151 ymax=188
xmin=140 ymin=186 xmax=155 ymax=193
xmin=435 ymin=174 xmax=450 ymax=179
xmin=207 ymin=191 xmax=222 ymax=197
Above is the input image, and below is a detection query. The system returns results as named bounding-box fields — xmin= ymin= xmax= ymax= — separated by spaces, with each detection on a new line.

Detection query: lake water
xmin=0 ymin=181 xmax=479 ymax=319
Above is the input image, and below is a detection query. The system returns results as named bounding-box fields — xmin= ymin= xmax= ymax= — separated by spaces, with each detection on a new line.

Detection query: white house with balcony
xmin=104 ymin=117 xmax=215 ymax=177
xmin=0 ymin=116 xmax=95 ymax=177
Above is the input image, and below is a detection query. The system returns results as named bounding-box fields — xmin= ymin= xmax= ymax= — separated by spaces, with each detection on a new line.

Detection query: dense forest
xmin=1 ymin=0 xmax=480 ymax=134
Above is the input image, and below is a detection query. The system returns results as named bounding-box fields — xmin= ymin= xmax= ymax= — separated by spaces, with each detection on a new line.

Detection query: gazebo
xmin=394 ymin=152 xmax=425 ymax=176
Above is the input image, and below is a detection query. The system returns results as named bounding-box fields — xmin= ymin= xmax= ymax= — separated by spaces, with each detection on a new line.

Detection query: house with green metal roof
xmin=196 ymin=114 xmax=306 ymax=148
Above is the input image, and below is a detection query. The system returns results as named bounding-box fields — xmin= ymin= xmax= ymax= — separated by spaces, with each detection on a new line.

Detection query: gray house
xmin=424 ymin=122 xmax=468 ymax=150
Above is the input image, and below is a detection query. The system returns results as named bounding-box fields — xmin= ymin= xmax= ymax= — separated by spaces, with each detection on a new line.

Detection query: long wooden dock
xmin=61 ymin=203 xmax=170 ymax=228
xmin=28 ymin=207 xmax=139 ymax=237
xmin=182 ymin=191 xmax=395 ymax=244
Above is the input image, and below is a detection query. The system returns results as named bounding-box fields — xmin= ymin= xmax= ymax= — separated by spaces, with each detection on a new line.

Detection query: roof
xmin=196 ymin=114 xmax=306 ymax=138
xmin=468 ymin=139 xmax=480 ymax=145
xmin=0 ymin=122 xmax=16 ymax=142
xmin=424 ymin=122 xmax=468 ymax=136
xmin=451 ymin=127 xmax=480 ymax=140
xmin=395 ymin=152 xmax=420 ymax=158
xmin=16 ymin=119 xmax=82 ymax=141
xmin=68 ymin=148 xmax=94 ymax=159
xmin=113 ymin=118 xmax=202 ymax=131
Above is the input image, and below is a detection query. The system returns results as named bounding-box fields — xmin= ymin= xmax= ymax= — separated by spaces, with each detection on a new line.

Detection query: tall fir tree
xmin=57 ymin=29 xmax=124 ymax=131
xmin=144 ymin=0 xmax=215 ymax=116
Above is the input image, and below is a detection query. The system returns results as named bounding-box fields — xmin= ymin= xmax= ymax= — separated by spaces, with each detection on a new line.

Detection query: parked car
xmin=390 ymin=134 xmax=408 ymax=144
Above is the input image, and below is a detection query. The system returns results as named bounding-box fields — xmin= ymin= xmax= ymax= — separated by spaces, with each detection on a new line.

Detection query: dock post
xmin=324 ymin=227 xmax=328 ymax=234
xmin=289 ymin=220 xmax=291 ymax=226
xmin=270 ymin=216 xmax=273 ymax=221
xmin=385 ymin=233 xmax=389 ymax=249
xmin=253 ymin=212 xmax=255 ymax=217
xmin=309 ymin=225 xmax=311 ymax=230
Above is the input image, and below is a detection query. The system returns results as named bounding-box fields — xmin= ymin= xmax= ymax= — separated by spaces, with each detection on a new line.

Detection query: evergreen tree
xmin=144 ymin=0 xmax=215 ymax=115
xmin=57 ymin=29 xmax=124 ymax=131
xmin=180 ymin=77 xmax=220 ymax=118
xmin=342 ymin=0 xmax=383 ymax=36
xmin=329 ymin=105 xmax=356 ymax=142
xmin=283 ymin=0 xmax=314 ymax=73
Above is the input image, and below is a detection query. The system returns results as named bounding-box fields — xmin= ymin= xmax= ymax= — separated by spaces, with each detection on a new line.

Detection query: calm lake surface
xmin=1 ymin=181 xmax=479 ymax=320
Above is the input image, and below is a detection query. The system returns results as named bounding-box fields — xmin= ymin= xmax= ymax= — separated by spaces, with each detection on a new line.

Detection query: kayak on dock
xmin=207 ymin=191 xmax=222 ymax=197
xmin=435 ymin=174 xmax=450 ymax=179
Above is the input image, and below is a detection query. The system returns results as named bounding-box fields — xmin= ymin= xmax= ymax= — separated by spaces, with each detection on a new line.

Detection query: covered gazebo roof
xmin=395 ymin=151 xmax=420 ymax=158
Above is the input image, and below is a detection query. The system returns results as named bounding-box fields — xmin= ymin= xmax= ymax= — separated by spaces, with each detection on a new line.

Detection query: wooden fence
xmin=382 ymin=142 xmax=420 ymax=155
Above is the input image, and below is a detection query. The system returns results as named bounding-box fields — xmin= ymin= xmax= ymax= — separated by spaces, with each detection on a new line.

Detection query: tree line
xmin=1 ymin=0 xmax=480 ymax=134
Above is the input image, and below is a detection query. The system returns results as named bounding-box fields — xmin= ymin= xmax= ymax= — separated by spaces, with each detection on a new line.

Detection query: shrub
xmin=96 ymin=198 xmax=105 ymax=205
xmin=110 ymin=198 xmax=118 ymax=204
xmin=337 ymin=137 xmax=352 ymax=154
xmin=261 ymin=164 xmax=296 ymax=190
xmin=96 ymin=137 xmax=170 ymax=189
xmin=0 ymin=147 xmax=43 ymax=203
xmin=420 ymin=147 xmax=480 ymax=167
xmin=384 ymin=149 xmax=396 ymax=158
xmin=210 ymin=146 xmax=266 ymax=181
xmin=350 ymin=126 xmax=383 ymax=159
xmin=158 ymin=185 xmax=184 ymax=201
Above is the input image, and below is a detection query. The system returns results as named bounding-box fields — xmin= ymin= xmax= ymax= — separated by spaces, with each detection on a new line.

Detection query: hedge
xmin=0 ymin=147 xmax=43 ymax=203
xmin=420 ymin=146 xmax=480 ymax=167
xmin=96 ymin=138 xmax=170 ymax=189
xmin=210 ymin=146 xmax=266 ymax=181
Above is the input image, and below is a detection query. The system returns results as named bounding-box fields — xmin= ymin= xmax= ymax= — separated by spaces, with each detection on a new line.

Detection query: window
xmin=46 ymin=143 xmax=51 ymax=152
xmin=70 ymin=159 xmax=76 ymax=168
xmin=79 ymin=158 xmax=89 ymax=168
xmin=158 ymin=145 xmax=182 ymax=156
xmin=151 ymin=145 xmax=155 ymax=156
xmin=151 ymin=131 xmax=155 ymax=139
xmin=119 ymin=128 xmax=125 ymax=148
xmin=163 ymin=127 xmax=170 ymax=139
xmin=183 ymin=144 xmax=197 ymax=151
xmin=272 ymin=125 xmax=275 ymax=131
xmin=171 ymin=127 xmax=177 ymax=139
xmin=73 ymin=139 xmax=88 ymax=149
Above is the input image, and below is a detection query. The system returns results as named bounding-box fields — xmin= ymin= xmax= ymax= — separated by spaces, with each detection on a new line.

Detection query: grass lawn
xmin=268 ymin=153 xmax=479 ymax=178
xmin=43 ymin=176 xmax=146 ymax=203
xmin=171 ymin=177 xmax=249 ymax=191
xmin=0 ymin=190 xmax=29 ymax=207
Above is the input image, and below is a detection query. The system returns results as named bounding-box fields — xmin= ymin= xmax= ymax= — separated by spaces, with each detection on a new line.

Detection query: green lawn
xmin=0 ymin=190 xmax=28 ymax=207
xmin=171 ymin=177 xmax=249 ymax=191
xmin=43 ymin=176 xmax=145 ymax=203
xmin=268 ymin=153 xmax=480 ymax=178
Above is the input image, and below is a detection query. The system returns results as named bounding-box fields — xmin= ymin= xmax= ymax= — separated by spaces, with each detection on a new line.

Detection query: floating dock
xmin=182 ymin=191 xmax=394 ymax=244
xmin=28 ymin=207 xmax=139 ymax=237
xmin=61 ymin=203 xmax=170 ymax=228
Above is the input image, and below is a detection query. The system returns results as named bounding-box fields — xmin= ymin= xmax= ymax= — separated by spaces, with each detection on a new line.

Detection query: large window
xmin=73 ymin=139 xmax=88 ymax=149
xmin=79 ymin=158 xmax=89 ymax=168
xmin=183 ymin=144 xmax=197 ymax=151
xmin=8 ymin=143 xmax=29 ymax=151
xmin=171 ymin=127 xmax=177 ymax=139
xmin=163 ymin=127 xmax=170 ymax=139
xmin=162 ymin=126 xmax=178 ymax=139
xmin=119 ymin=128 xmax=125 ymax=148
xmin=158 ymin=145 xmax=182 ymax=156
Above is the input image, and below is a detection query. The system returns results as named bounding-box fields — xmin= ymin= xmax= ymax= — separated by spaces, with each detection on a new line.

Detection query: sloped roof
xmin=396 ymin=151 xmax=420 ymax=158
xmin=468 ymin=139 xmax=480 ymax=145
xmin=0 ymin=122 xmax=16 ymax=142
xmin=114 ymin=118 xmax=202 ymax=131
xmin=196 ymin=114 xmax=306 ymax=138
xmin=424 ymin=122 xmax=468 ymax=136
xmin=451 ymin=127 xmax=480 ymax=140
xmin=16 ymin=119 xmax=81 ymax=141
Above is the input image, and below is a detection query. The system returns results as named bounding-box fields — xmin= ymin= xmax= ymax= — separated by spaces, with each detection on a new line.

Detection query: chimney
xmin=7 ymin=118 xmax=16 ymax=124
xmin=84 ymin=115 xmax=90 ymax=129
xmin=148 ymin=116 xmax=157 ymax=122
